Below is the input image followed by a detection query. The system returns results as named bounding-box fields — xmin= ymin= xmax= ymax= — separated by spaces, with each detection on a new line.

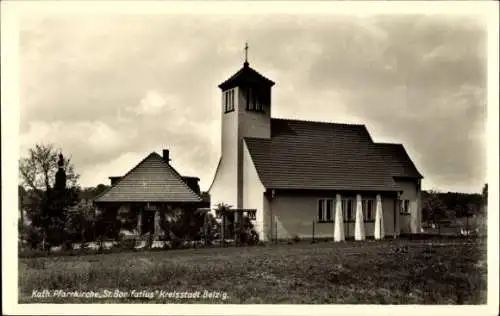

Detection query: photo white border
xmin=2 ymin=1 xmax=498 ymax=315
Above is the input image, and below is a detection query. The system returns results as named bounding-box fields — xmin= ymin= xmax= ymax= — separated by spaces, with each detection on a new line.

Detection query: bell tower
xmin=210 ymin=43 xmax=275 ymax=210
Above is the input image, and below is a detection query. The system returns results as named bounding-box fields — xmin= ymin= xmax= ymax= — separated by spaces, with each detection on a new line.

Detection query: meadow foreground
xmin=19 ymin=238 xmax=487 ymax=304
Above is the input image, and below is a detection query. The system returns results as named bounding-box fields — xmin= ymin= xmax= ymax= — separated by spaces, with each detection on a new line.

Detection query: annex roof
xmin=94 ymin=152 xmax=202 ymax=203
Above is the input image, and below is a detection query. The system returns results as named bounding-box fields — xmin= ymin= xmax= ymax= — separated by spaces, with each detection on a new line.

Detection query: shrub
xmin=118 ymin=229 xmax=138 ymax=250
xmin=234 ymin=216 xmax=259 ymax=245
xmin=170 ymin=236 xmax=188 ymax=250
xmin=119 ymin=238 xmax=136 ymax=250
xmin=24 ymin=225 xmax=44 ymax=250
xmin=200 ymin=212 xmax=221 ymax=244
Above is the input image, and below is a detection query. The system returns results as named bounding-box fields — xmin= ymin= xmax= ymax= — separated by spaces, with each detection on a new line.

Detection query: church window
xmin=318 ymin=199 xmax=333 ymax=222
xmin=400 ymin=199 xmax=410 ymax=214
xmin=224 ymin=89 xmax=235 ymax=113
xmin=342 ymin=199 xmax=354 ymax=222
xmin=362 ymin=199 xmax=375 ymax=222
xmin=247 ymin=88 xmax=264 ymax=112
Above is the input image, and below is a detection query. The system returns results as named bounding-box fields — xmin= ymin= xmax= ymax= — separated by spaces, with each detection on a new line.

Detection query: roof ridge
xmin=271 ymin=117 xmax=366 ymax=127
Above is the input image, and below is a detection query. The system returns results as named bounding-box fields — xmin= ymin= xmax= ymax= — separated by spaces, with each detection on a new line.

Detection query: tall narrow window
xmin=342 ymin=199 xmax=353 ymax=222
xmin=318 ymin=199 xmax=333 ymax=222
xmin=326 ymin=199 xmax=332 ymax=221
xmin=224 ymin=89 xmax=235 ymax=113
xmin=400 ymin=199 xmax=410 ymax=214
xmin=362 ymin=199 xmax=374 ymax=221
xmin=317 ymin=199 xmax=324 ymax=221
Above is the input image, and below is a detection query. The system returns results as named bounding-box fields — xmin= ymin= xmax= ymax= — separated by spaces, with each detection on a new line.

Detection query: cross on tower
xmin=244 ymin=42 xmax=249 ymax=67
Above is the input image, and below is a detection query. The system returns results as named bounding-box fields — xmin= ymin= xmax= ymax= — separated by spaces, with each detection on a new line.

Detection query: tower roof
xmin=218 ymin=63 xmax=275 ymax=90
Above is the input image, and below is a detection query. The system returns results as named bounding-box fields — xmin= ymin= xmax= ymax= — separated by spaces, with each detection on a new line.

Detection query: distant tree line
xmin=421 ymin=185 xmax=487 ymax=225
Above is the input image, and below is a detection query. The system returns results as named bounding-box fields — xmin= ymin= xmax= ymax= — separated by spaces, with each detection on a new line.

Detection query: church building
xmin=208 ymin=48 xmax=423 ymax=242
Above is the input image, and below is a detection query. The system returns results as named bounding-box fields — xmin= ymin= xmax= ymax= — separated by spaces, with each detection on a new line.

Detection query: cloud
xmin=21 ymin=121 xmax=124 ymax=153
xmin=18 ymin=14 xmax=487 ymax=193
xmin=19 ymin=120 xmax=135 ymax=169
xmin=126 ymin=90 xmax=170 ymax=116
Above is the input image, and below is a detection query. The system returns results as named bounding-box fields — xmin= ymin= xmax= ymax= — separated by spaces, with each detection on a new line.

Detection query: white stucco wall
xmin=396 ymin=179 xmax=421 ymax=234
xmin=208 ymin=88 xmax=240 ymax=210
xmin=242 ymin=142 xmax=267 ymax=241
xmin=268 ymin=193 xmax=397 ymax=240
xmin=238 ymin=87 xmax=271 ymax=139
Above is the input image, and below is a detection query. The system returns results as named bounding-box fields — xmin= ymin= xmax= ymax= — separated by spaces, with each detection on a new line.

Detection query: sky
xmin=18 ymin=12 xmax=488 ymax=194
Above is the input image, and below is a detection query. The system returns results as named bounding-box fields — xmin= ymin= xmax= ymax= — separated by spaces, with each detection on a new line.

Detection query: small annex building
xmin=94 ymin=150 xmax=205 ymax=239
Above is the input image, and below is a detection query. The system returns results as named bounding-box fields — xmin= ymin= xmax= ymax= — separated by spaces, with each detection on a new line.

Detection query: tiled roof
xmin=375 ymin=143 xmax=423 ymax=179
xmin=218 ymin=63 xmax=275 ymax=90
xmin=244 ymin=118 xmax=420 ymax=192
xmin=94 ymin=152 xmax=202 ymax=203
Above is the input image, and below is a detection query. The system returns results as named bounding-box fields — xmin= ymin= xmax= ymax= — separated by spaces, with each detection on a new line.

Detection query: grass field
xmin=18 ymin=238 xmax=487 ymax=304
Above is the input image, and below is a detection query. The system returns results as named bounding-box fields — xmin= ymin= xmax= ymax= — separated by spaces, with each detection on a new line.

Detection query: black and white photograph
xmin=2 ymin=1 xmax=499 ymax=315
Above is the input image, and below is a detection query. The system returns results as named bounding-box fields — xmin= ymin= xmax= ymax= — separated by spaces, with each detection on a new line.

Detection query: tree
xmin=19 ymin=143 xmax=79 ymax=197
xmin=168 ymin=206 xmax=207 ymax=241
xmin=214 ymin=203 xmax=233 ymax=240
xmin=65 ymin=199 xmax=98 ymax=247
xmin=18 ymin=144 xmax=80 ymax=249
xmin=482 ymin=183 xmax=488 ymax=208
xmin=18 ymin=185 xmax=26 ymax=240
xmin=422 ymin=190 xmax=447 ymax=225
xmin=213 ymin=203 xmax=258 ymax=245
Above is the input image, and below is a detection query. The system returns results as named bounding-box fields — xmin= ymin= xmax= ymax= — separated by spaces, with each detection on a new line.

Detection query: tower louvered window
xmin=247 ymin=87 xmax=264 ymax=112
xmin=224 ymin=89 xmax=235 ymax=113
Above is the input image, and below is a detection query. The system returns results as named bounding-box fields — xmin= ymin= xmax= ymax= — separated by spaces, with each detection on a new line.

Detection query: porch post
xmin=374 ymin=194 xmax=384 ymax=240
xmin=395 ymin=192 xmax=401 ymax=238
xmin=154 ymin=209 xmax=161 ymax=237
xmin=334 ymin=193 xmax=344 ymax=242
xmin=137 ymin=209 xmax=142 ymax=235
xmin=410 ymin=199 xmax=419 ymax=233
xmin=354 ymin=194 xmax=365 ymax=240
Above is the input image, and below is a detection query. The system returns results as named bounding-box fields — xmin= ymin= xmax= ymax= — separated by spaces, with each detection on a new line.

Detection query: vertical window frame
xmin=224 ymin=89 xmax=235 ymax=113
xmin=342 ymin=198 xmax=354 ymax=223
xmin=317 ymin=198 xmax=334 ymax=222
xmin=362 ymin=199 xmax=375 ymax=222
